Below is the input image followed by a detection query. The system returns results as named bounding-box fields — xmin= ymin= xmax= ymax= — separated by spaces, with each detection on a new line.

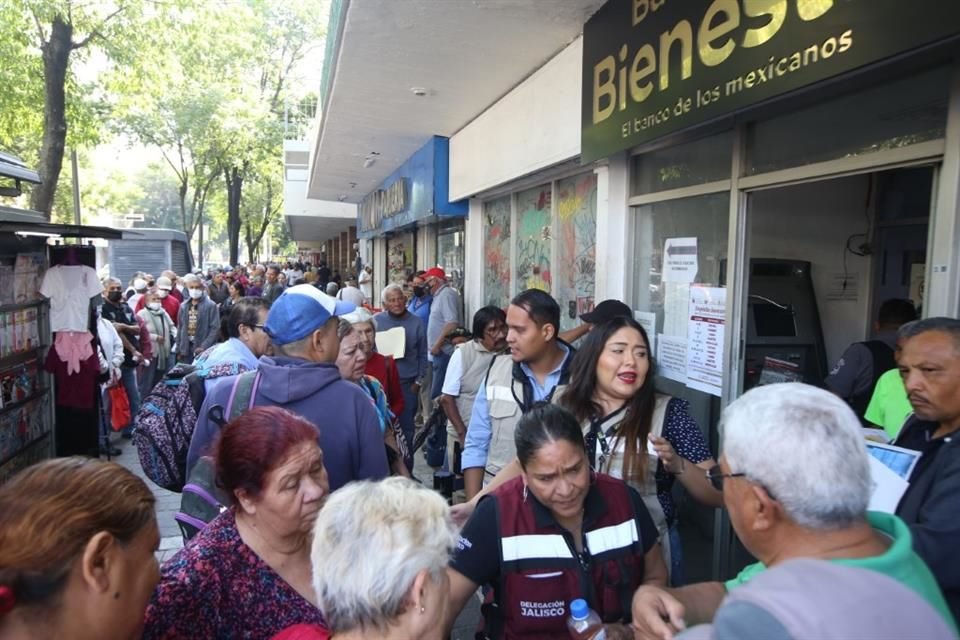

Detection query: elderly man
xmin=161 ymin=270 xmax=184 ymax=302
xmin=893 ymin=317 xmax=960 ymax=623
xmin=631 ymin=383 xmax=956 ymax=638
xmin=100 ymin=277 xmax=143 ymax=438
xmin=187 ymin=285 xmax=387 ymax=489
xmin=373 ymin=283 xmax=428 ymax=470
xmin=423 ymin=267 xmax=462 ymax=401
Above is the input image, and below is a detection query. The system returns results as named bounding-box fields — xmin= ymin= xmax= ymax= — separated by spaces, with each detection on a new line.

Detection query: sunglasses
xmin=706 ymin=464 xmax=745 ymax=492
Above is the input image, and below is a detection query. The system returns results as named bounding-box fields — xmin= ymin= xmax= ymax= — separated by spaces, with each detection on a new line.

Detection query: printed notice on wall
xmin=686 ymin=286 xmax=725 ymax=397
xmin=633 ymin=310 xmax=657 ymax=357
xmin=662 ymin=282 xmax=690 ymax=337
xmin=663 ymin=237 xmax=698 ymax=283
xmin=657 ymin=334 xmax=688 ymax=385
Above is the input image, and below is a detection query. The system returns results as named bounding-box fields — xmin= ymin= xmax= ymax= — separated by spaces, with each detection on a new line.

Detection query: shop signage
xmin=359 ymin=178 xmax=409 ymax=232
xmin=581 ymin=0 xmax=960 ymax=162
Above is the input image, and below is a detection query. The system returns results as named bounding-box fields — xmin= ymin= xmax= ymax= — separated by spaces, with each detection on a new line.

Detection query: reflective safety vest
xmin=482 ymin=347 xmax=573 ymax=477
xmin=484 ymin=475 xmax=646 ymax=639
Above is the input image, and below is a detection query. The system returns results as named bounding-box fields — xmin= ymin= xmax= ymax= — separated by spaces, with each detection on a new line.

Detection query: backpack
xmin=175 ymin=370 xmax=261 ymax=542
xmin=133 ymin=361 xmax=251 ymax=492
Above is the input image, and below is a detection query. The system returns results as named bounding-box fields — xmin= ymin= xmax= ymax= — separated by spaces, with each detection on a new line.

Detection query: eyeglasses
xmin=706 ymin=465 xmax=745 ymax=492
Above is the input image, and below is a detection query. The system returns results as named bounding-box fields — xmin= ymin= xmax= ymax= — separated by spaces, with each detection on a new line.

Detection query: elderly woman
xmin=444 ymin=403 xmax=667 ymax=638
xmin=175 ymin=273 xmax=220 ymax=364
xmin=336 ymin=318 xmax=409 ymax=477
xmin=137 ymin=288 xmax=177 ymax=396
xmin=0 ymin=457 xmax=159 ymax=640
xmin=455 ymin=316 xmax=721 ymax=585
xmin=341 ymin=308 xmax=404 ymax=421
xmin=143 ymin=406 xmax=328 ymax=639
xmin=273 ymin=478 xmax=457 ymax=640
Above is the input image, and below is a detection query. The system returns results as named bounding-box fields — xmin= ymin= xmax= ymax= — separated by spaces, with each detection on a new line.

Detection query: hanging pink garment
xmin=54 ymin=331 xmax=94 ymax=375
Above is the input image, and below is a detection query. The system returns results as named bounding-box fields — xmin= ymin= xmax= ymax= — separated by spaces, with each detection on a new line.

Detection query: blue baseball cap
xmin=264 ymin=284 xmax=356 ymax=346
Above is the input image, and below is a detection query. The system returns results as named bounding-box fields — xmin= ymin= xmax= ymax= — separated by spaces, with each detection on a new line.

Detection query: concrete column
xmin=464 ymin=199 xmax=485 ymax=323
xmin=594 ymin=152 xmax=630 ymax=303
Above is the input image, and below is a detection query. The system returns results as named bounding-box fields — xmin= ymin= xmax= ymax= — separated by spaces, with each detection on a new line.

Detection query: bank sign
xmin=581 ymin=0 xmax=960 ymax=162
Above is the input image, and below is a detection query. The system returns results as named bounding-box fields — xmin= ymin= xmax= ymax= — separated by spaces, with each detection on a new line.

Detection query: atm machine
xmin=738 ymin=259 xmax=828 ymax=391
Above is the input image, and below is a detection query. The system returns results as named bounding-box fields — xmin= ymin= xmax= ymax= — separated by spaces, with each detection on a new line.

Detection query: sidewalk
xmin=111 ymin=435 xmax=482 ymax=638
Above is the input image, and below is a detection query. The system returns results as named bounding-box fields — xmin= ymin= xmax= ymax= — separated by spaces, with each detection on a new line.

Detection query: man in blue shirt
xmin=461 ymin=289 xmax=573 ymax=498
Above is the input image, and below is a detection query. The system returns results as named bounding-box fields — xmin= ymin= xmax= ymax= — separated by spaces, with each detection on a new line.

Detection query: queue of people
xmin=3 ymin=262 xmax=959 ymax=639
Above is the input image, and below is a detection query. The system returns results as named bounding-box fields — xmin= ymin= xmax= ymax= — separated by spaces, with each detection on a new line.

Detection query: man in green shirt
xmin=865 ymin=368 xmax=913 ymax=439
xmin=631 ymin=383 xmax=955 ymax=638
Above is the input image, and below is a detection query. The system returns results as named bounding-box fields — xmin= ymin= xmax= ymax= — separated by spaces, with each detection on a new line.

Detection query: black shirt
xmin=451 ymin=480 xmax=659 ymax=587
xmin=100 ymin=300 xmax=140 ymax=368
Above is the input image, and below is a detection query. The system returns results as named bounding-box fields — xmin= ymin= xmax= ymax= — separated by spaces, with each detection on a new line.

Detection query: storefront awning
xmin=0 ymin=207 xmax=127 ymax=240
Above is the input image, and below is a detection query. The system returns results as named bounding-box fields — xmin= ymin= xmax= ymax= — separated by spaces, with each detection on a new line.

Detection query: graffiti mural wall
xmin=556 ymin=173 xmax=598 ymax=331
xmin=483 ymin=197 xmax=511 ymax=308
xmin=515 ymin=185 xmax=552 ymax=293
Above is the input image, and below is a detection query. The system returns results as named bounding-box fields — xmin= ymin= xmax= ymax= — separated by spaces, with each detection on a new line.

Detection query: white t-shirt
xmin=337 ymin=285 xmax=366 ymax=307
xmin=441 ymin=347 xmax=464 ymax=396
xmin=40 ymin=265 xmax=104 ymax=332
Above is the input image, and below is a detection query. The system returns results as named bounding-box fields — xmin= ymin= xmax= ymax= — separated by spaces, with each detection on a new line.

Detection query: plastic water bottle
xmin=567 ymin=599 xmax=606 ymax=640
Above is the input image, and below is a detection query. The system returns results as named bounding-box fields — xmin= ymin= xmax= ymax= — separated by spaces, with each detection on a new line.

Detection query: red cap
xmin=424 ymin=267 xmax=446 ymax=280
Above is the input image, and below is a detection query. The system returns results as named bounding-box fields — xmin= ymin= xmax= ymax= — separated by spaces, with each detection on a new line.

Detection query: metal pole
xmin=71 ymin=149 xmax=81 ymax=225
xmin=198 ymin=211 xmax=204 ymax=267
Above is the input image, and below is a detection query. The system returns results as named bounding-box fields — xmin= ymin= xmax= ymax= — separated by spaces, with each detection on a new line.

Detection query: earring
xmin=522 ymin=484 xmax=528 ymax=503
xmin=420 ymin=606 xmax=425 ymax=614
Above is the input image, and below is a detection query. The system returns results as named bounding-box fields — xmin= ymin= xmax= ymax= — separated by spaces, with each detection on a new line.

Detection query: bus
xmin=96 ymin=228 xmax=193 ymax=285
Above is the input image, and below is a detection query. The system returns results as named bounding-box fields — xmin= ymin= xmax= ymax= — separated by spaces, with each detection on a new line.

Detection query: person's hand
xmin=450 ymin=497 xmax=477 ymax=528
xmin=603 ymin=623 xmax=636 ymax=640
xmin=631 ymin=585 xmax=686 ymax=640
xmin=132 ymin=350 xmax=143 ymax=363
xmin=410 ymin=382 xmax=421 ymax=394
xmin=649 ymin=435 xmax=684 ymax=475
xmin=430 ymin=343 xmax=442 ymax=356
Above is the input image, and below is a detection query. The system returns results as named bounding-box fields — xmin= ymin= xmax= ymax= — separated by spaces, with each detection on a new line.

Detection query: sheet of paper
xmin=663 ymin=237 xmax=698 ymax=283
xmin=867 ymin=455 xmax=910 ymax=513
xmin=686 ymin=286 xmax=725 ymax=397
xmin=375 ymin=326 xmax=406 ymax=359
xmin=633 ymin=310 xmax=656 ymax=357
xmin=657 ymin=334 xmax=688 ymax=385
xmin=662 ymin=282 xmax=689 ymax=337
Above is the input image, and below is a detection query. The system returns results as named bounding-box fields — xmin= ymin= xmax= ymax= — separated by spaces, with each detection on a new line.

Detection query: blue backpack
xmin=133 ymin=361 xmax=251 ymax=492
xmin=175 ymin=370 xmax=261 ymax=541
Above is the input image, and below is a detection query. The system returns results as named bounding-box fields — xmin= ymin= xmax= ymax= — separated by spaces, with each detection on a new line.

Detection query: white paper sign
xmin=686 ymin=286 xmax=725 ymax=397
xmin=633 ymin=310 xmax=657 ymax=357
xmin=657 ymin=334 xmax=688 ymax=385
xmin=375 ymin=327 xmax=406 ymax=359
xmin=662 ymin=282 xmax=690 ymax=337
xmin=663 ymin=237 xmax=698 ymax=283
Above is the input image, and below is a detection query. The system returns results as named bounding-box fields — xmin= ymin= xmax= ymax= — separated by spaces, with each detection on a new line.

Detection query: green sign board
xmin=581 ymin=0 xmax=960 ymax=163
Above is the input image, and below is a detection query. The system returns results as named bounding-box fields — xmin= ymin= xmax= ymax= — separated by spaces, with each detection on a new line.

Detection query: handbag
xmin=108 ymin=384 xmax=131 ymax=431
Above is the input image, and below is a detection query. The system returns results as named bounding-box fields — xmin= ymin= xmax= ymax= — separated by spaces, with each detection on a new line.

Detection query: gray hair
xmin=721 ymin=383 xmax=870 ymax=530
xmin=380 ymin=283 xmax=404 ymax=304
xmin=341 ymin=307 xmax=376 ymax=331
xmin=102 ymin=277 xmax=121 ymax=288
xmin=336 ymin=318 xmax=356 ymax=341
xmin=326 ymin=282 xmax=339 ymax=296
xmin=898 ymin=316 xmax=960 ymax=351
xmin=182 ymin=273 xmax=200 ymax=286
xmin=311 ymin=478 xmax=457 ymax=633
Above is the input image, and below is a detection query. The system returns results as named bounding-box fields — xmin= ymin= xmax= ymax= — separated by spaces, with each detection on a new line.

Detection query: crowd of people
xmin=1 ymin=256 xmax=958 ymax=639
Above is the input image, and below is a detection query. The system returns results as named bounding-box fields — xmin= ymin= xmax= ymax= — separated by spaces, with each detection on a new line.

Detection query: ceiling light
xmin=410 ymin=87 xmax=428 ymax=96
xmin=363 ymin=157 xmax=376 ymax=169
xmin=338 ymin=194 xmax=348 ymax=202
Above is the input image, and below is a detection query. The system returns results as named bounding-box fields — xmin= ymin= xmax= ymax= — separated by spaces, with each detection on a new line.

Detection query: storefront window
xmin=515 ymin=184 xmax=552 ymax=293
xmin=632 ymin=192 xmax=729 ymax=424
xmin=437 ymin=220 xmax=465 ymax=297
xmin=386 ymin=231 xmax=414 ymax=286
xmin=632 ymin=130 xmax=733 ymax=196
xmin=745 ymin=66 xmax=949 ymax=176
xmin=555 ymin=172 xmax=598 ymax=332
xmin=482 ymin=196 xmax=512 ymax=308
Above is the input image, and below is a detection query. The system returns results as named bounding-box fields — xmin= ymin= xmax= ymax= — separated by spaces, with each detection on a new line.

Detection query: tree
xmin=3 ymin=0 xmax=159 ymax=216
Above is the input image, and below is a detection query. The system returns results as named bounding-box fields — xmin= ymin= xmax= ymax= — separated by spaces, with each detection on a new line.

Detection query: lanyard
xmin=586 ymin=406 xmax=627 ymax=473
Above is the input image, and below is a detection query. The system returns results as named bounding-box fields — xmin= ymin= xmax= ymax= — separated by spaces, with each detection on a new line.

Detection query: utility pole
xmin=70 ymin=149 xmax=81 ymax=225
xmin=198 ymin=211 xmax=204 ymax=267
